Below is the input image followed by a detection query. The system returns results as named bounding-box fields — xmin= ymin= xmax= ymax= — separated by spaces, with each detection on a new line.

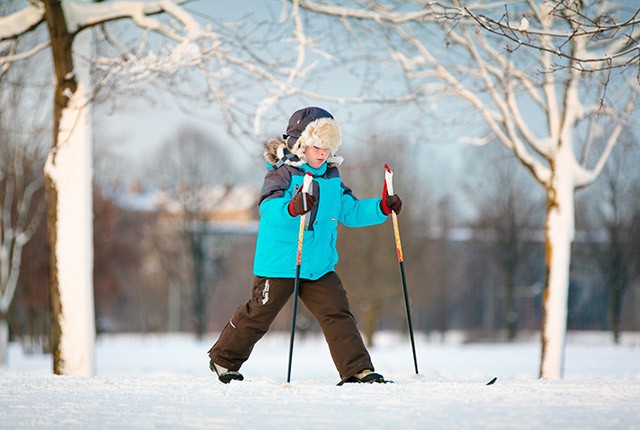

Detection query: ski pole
xmin=287 ymin=172 xmax=313 ymax=383
xmin=385 ymin=164 xmax=419 ymax=375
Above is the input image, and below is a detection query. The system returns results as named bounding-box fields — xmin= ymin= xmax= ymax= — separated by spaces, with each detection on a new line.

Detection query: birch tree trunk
xmin=43 ymin=0 xmax=95 ymax=376
xmin=540 ymin=144 xmax=575 ymax=380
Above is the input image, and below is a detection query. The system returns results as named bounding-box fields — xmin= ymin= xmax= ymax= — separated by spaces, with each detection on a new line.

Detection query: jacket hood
xmin=263 ymin=137 xmax=344 ymax=168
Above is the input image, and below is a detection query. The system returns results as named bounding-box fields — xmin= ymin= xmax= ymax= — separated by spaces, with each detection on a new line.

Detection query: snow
xmin=2 ymin=331 xmax=639 ymax=429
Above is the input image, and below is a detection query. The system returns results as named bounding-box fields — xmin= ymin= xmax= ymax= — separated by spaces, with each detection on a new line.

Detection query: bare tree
xmin=338 ymin=132 xmax=426 ymax=346
xmin=290 ymin=0 xmax=639 ymax=379
xmin=0 ymin=44 xmax=48 ymax=366
xmin=578 ymin=134 xmax=640 ymax=343
xmin=0 ymin=139 xmax=47 ymax=367
xmin=146 ymin=124 xmax=234 ymax=340
xmin=465 ymin=145 xmax=544 ymax=340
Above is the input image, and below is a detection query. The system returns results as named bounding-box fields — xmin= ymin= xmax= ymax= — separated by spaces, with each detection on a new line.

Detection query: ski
xmin=337 ymin=371 xmax=393 ymax=386
xmin=337 ymin=378 xmax=394 ymax=386
xmin=214 ymin=376 xmax=495 ymax=385
xmin=336 ymin=377 xmax=495 ymax=386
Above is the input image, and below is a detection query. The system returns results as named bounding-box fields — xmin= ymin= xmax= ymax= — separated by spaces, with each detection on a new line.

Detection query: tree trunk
xmin=43 ymin=1 xmax=95 ymax=376
xmin=610 ymin=282 xmax=623 ymax=344
xmin=190 ymin=230 xmax=207 ymax=340
xmin=609 ymin=250 xmax=626 ymax=344
xmin=504 ymin=270 xmax=517 ymax=341
xmin=0 ymin=317 xmax=8 ymax=367
xmin=362 ymin=299 xmax=379 ymax=348
xmin=539 ymin=152 xmax=575 ymax=380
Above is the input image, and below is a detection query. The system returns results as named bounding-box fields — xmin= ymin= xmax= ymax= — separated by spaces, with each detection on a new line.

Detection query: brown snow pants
xmin=208 ymin=271 xmax=373 ymax=380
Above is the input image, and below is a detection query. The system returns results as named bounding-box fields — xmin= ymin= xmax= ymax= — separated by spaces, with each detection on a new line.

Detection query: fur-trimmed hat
xmin=283 ymin=107 xmax=343 ymax=166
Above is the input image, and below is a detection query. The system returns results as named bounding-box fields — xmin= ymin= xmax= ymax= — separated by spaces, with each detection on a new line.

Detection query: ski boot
xmin=338 ymin=369 xmax=392 ymax=385
xmin=209 ymin=360 xmax=244 ymax=384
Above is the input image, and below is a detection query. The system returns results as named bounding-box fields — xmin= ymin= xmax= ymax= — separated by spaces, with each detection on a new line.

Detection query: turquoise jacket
xmin=253 ymin=161 xmax=388 ymax=280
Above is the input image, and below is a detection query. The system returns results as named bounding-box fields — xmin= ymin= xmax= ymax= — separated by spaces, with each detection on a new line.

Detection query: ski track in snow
xmin=2 ymin=332 xmax=639 ymax=429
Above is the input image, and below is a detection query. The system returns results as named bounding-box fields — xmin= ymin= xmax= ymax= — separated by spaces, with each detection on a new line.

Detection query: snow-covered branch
xmin=292 ymin=1 xmax=639 ymax=79
xmin=286 ymin=0 xmax=308 ymax=83
xmin=573 ymin=91 xmax=637 ymax=188
xmin=0 ymin=2 xmax=45 ymax=40
xmin=66 ymin=0 xmax=194 ymax=40
xmin=388 ymin=22 xmax=552 ymax=184
xmin=0 ymin=3 xmax=48 ymax=71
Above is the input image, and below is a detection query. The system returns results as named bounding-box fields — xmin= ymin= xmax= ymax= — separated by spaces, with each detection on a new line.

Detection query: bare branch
xmin=464 ymin=3 xmax=640 ymax=74
xmin=0 ymin=40 xmax=50 ymax=67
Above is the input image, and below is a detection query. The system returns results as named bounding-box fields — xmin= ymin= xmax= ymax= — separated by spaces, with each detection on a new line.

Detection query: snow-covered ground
xmin=2 ymin=331 xmax=639 ymax=429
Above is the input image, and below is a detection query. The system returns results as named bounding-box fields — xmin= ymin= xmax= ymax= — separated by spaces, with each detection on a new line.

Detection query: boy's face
xmin=305 ymin=145 xmax=330 ymax=168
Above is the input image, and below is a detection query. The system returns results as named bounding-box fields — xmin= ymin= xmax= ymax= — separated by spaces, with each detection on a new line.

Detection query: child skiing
xmin=207 ymin=106 xmax=402 ymax=384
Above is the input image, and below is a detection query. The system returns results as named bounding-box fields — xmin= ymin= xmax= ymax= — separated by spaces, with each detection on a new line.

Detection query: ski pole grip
xmin=302 ymin=172 xmax=313 ymax=212
xmin=384 ymin=164 xmax=395 ymax=196
xmin=302 ymin=172 xmax=313 ymax=193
